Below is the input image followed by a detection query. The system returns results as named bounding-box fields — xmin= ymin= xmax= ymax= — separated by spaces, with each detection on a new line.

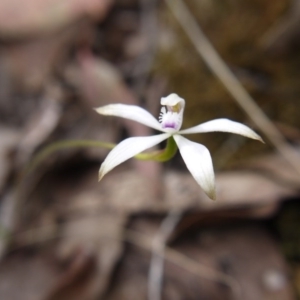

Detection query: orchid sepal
xmin=179 ymin=118 xmax=264 ymax=143
xmin=174 ymin=134 xmax=216 ymax=200
xmin=98 ymin=133 xmax=171 ymax=181
xmin=94 ymin=104 xmax=162 ymax=131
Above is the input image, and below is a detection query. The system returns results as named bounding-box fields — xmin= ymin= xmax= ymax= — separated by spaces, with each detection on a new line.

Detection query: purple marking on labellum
xmin=163 ymin=122 xmax=176 ymax=129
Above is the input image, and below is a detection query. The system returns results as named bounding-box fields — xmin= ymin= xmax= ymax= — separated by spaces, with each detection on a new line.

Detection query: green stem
xmin=24 ymin=137 xmax=177 ymax=177
xmin=23 ymin=140 xmax=116 ymax=177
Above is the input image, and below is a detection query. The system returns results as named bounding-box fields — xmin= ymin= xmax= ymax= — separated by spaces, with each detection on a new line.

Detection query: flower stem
xmin=24 ymin=137 xmax=177 ymax=177
xmin=23 ymin=140 xmax=116 ymax=177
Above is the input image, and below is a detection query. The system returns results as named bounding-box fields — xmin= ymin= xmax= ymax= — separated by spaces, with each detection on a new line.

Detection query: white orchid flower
xmin=95 ymin=93 xmax=263 ymax=200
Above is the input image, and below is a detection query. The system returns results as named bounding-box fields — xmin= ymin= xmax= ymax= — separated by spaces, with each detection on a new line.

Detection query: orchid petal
xmin=95 ymin=104 xmax=163 ymax=131
xmin=179 ymin=118 xmax=263 ymax=142
xmin=99 ymin=133 xmax=170 ymax=180
xmin=173 ymin=135 xmax=216 ymax=200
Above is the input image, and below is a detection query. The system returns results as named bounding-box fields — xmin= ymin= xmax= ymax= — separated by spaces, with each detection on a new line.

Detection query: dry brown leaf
xmin=0 ymin=250 xmax=61 ymax=300
xmin=46 ymin=213 xmax=126 ymax=300
xmin=106 ymin=218 xmax=295 ymax=300
xmin=0 ymin=0 xmax=113 ymax=37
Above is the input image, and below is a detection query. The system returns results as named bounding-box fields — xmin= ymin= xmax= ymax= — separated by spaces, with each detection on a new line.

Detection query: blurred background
xmin=0 ymin=0 xmax=300 ymax=299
